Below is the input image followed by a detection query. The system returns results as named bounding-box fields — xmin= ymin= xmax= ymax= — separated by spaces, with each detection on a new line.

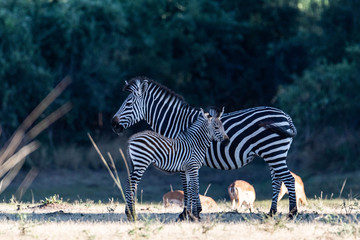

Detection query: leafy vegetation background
xmin=0 ymin=0 xmax=359 ymax=172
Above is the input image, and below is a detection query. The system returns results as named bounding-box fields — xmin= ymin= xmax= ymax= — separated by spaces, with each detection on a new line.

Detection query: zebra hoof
xmin=177 ymin=210 xmax=188 ymax=221
xmin=266 ymin=210 xmax=277 ymax=218
xmin=177 ymin=210 xmax=200 ymax=222
xmin=126 ymin=213 xmax=137 ymax=222
xmin=288 ymin=207 xmax=298 ymax=220
xmin=125 ymin=208 xmax=137 ymax=222
xmin=187 ymin=210 xmax=200 ymax=222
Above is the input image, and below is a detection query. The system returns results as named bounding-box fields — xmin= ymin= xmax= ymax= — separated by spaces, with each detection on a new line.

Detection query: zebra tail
xmin=265 ymin=124 xmax=297 ymax=138
xmin=259 ymin=117 xmax=297 ymax=138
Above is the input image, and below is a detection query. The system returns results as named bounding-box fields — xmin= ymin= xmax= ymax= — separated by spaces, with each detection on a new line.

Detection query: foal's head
xmin=201 ymin=107 xmax=229 ymax=146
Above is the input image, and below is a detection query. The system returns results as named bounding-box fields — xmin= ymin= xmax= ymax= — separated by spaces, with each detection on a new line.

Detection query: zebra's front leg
xmin=186 ymin=168 xmax=201 ymax=221
xmin=125 ymin=168 xmax=147 ymax=221
xmin=178 ymin=171 xmax=188 ymax=221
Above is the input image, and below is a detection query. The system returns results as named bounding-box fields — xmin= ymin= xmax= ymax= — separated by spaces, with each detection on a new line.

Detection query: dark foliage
xmin=0 ymin=0 xmax=359 ymax=171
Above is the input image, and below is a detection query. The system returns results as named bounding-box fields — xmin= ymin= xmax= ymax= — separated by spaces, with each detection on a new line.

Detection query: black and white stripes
xmin=125 ymin=108 xmax=229 ymax=221
xmin=112 ymin=77 xmax=298 ymax=218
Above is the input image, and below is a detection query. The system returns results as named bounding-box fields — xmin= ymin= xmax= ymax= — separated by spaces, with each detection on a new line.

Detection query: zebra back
xmin=113 ymin=77 xmax=297 ymax=170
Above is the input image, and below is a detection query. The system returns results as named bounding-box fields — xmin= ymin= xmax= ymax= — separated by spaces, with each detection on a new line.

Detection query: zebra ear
xmin=200 ymin=108 xmax=210 ymax=119
xmin=123 ymin=80 xmax=132 ymax=92
xmin=141 ymin=80 xmax=149 ymax=93
xmin=135 ymin=80 xmax=149 ymax=96
xmin=219 ymin=107 xmax=225 ymax=118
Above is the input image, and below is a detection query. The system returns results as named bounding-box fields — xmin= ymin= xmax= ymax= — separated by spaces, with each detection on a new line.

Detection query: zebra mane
xmin=123 ymin=76 xmax=187 ymax=104
xmin=205 ymin=106 xmax=222 ymax=118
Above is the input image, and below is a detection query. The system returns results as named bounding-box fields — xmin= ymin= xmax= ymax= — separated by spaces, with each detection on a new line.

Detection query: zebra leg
xmin=196 ymin=190 xmax=202 ymax=217
xmin=280 ymin=171 xmax=297 ymax=218
xmin=268 ymin=167 xmax=282 ymax=216
xmin=125 ymin=167 xmax=148 ymax=221
xmin=268 ymin=167 xmax=297 ymax=218
xmin=178 ymin=171 xmax=188 ymax=221
xmin=186 ymin=168 xmax=201 ymax=221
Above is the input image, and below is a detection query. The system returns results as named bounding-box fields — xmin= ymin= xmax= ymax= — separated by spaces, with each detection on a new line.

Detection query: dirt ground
xmin=0 ymin=199 xmax=359 ymax=240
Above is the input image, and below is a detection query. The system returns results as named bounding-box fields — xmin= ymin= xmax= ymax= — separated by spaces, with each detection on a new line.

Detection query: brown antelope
xmin=278 ymin=171 xmax=307 ymax=208
xmin=163 ymin=190 xmax=185 ymax=207
xmin=163 ymin=190 xmax=217 ymax=209
xmin=199 ymin=194 xmax=218 ymax=209
xmin=228 ymin=180 xmax=256 ymax=212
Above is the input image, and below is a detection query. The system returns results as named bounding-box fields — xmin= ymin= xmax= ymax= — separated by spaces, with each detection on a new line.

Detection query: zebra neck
xmin=144 ymin=85 xmax=199 ymax=139
xmin=181 ymin=119 xmax=212 ymax=152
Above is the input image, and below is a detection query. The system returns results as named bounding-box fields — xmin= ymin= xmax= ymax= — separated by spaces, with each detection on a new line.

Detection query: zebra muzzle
xmin=111 ymin=116 xmax=124 ymax=134
xmin=222 ymin=136 xmax=230 ymax=146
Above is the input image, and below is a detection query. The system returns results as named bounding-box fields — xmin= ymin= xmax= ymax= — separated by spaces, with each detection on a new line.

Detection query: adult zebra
xmin=112 ymin=77 xmax=298 ymax=218
xmin=125 ymin=107 xmax=229 ymax=221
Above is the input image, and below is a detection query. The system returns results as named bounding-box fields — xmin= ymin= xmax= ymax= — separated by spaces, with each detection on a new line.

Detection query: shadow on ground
xmin=1 ymin=209 xmax=359 ymax=224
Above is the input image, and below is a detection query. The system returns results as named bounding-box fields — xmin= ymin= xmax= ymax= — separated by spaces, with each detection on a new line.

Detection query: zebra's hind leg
xmin=280 ymin=171 xmax=297 ymax=218
xmin=268 ymin=167 xmax=282 ymax=216
xmin=269 ymin=167 xmax=297 ymax=218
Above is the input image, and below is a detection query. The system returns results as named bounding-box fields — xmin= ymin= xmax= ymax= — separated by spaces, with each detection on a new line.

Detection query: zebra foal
xmin=125 ymin=107 xmax=229 ymax=221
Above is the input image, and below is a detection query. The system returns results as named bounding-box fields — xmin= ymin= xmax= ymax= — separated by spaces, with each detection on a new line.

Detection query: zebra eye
xmin=126 ymin=96 xmax=136 ymax=107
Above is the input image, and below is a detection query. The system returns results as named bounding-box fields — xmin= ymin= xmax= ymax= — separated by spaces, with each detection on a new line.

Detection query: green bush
xmin=1 ymin=0 xmax=360 ymax=170
xmin=0 ymin=0 xmax=128 ymax=144
xmin=0 ymin=2 xmax=53 ymax=131
xmin=0 ymin=0 xmax=305 ymax=144
xmin=276 ymin=58 xmax=360 ymax=172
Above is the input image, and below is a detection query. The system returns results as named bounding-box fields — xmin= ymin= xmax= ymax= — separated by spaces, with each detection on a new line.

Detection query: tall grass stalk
xmin=204 ymin=184 xmax=212 ymax=196
xmin=0 ymin=77 xmax=71 ymax=165
xmin=0 ymin=77 xmax=71 ymax=199
xmin=339 ymin=178 xmax=347 ymax=199
xmin=87 ymin=133 xmax=132 ymax=216
xmin=119 ymin=148 xmax=131 ymax=180
xmin=15 ymin=167 xmax=39 ymax=200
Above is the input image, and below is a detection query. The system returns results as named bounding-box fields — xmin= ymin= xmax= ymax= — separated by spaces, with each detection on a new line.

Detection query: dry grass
xmin=0 ymin=220 xmax=353 ymax=240
xmin=0 ymin=198 xmax=358 ymax=240
xmin=0 ymin=77 xmax=71 ymax=201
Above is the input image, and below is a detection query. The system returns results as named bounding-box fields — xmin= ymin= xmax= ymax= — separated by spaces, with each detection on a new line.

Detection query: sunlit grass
xmin=0 ymin=197 xmax=358 ymax=239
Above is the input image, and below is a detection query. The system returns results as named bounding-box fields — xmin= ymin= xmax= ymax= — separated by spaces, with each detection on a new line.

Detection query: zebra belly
xmin=153 ymin=161 xmax=184 ymax=172
xmin=152 ymin=149 xmax=188 ymax=172
xmin=152 ymin=163 xmax=180 ymax=174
